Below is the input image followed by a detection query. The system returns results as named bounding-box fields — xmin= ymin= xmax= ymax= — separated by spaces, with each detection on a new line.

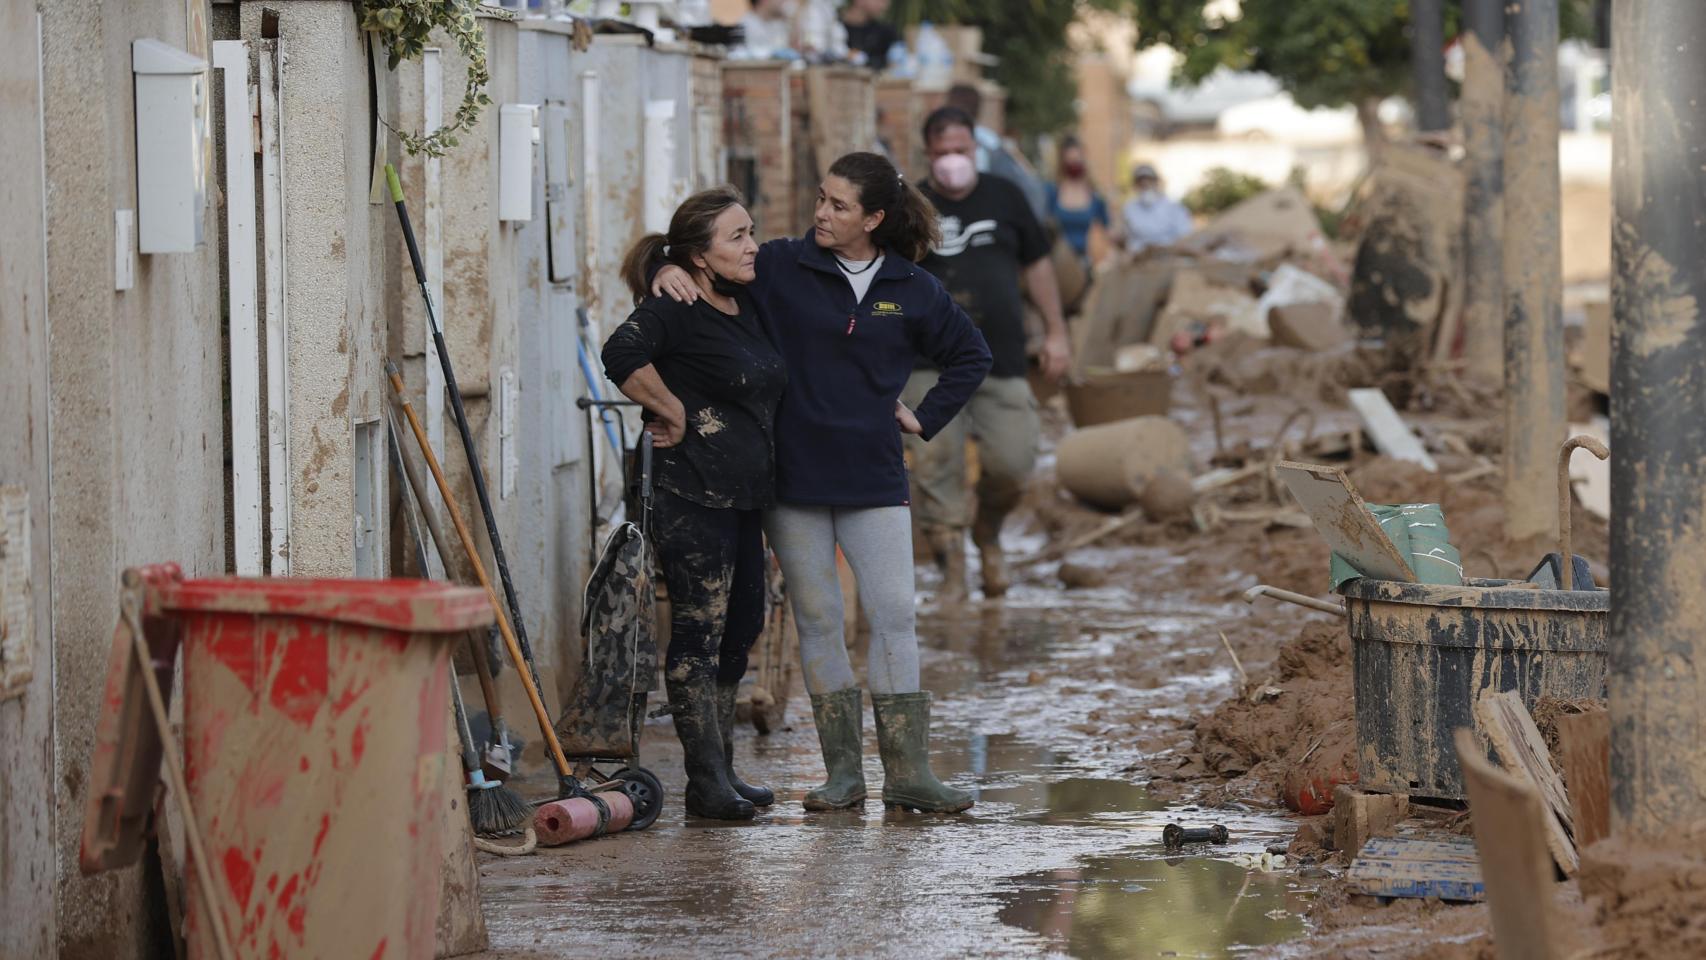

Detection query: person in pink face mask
xmin=906 ymin=105 xmax=1071 ymax=603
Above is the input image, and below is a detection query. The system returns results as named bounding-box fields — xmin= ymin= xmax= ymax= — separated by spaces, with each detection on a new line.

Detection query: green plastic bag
xmin=1330 ymin=503 xmax=1463 ymax=590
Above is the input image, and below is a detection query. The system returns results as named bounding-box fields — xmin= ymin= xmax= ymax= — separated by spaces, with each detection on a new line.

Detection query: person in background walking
xmin=1045 ymin=135 xmax=1111 ymax=265
xmin=841 ymin=0 xmax=897 ymax=69
xmin=945 ymin=83 xmax=1049 ymax=224
xmin=650 ymin=153 xmax=992 ymax=814
xmin=907 ymin=105 xmax=1071 ymax=603
xmin=604 ymin=188 xmax=785 ymax=822
xmin=1121 ymin=163 xmax=1194 ymax=254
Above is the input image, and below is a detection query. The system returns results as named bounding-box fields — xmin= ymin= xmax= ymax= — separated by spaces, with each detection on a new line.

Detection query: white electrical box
xmin=498 ymin=103 xmax=539 ymax=223
xmin=133 ymin=39 xmax=209 ymax=254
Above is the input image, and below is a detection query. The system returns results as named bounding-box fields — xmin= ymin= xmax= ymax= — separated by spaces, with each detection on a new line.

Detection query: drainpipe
xmin=1608 ymin=2 xmax=1706 ymax=836
xmin=1460 ymin=0 xmax=1505 ymax=382
xmin=1500 ymin=0 xmax=1566 ymax=544
xmin=1409 ymin=0 xmax=1451 ymax=133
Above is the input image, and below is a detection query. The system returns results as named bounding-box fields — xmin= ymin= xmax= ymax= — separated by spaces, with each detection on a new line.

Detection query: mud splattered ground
xmin=473 ymin=348 xmax=1617 ymax=958
xmin=477 ymin=574 xmax=1326 ymax=958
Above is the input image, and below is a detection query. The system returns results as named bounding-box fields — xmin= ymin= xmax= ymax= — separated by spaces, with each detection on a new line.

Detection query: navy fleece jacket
xmin=747 ymin=234 xmax=992 ymax=507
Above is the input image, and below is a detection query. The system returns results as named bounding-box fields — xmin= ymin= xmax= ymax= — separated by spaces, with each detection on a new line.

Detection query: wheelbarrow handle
xmin=1557 ymin=435 xmax=1610 ymax=591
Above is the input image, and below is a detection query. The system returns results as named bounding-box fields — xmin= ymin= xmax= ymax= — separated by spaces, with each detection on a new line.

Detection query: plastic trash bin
xmin=169 ymin=575 xmax=490 ymax=960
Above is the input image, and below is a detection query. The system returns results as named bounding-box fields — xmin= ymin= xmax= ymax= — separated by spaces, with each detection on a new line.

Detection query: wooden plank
xmin=1474 ymin=690 xmax=1578 ymax=875
xmin=1347 ymin=388 xmax=1439 ymax=472
xmin=1555 ymin=706 xmax=1611 ymax=849
xmin=1332 ymin=785 xmax=1409 ymax=857
xmin=1275 ymin=460 xmax=1418 ymax=582
xmin=1455 ymin=729 xmax=1563 ymax=960
xmin=1346 ymin=836 xmax=1485 ymax=902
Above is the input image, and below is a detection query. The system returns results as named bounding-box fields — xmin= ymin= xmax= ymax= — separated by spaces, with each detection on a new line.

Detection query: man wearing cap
xmin=1121 ymin=164 xmax=1194 ymax=254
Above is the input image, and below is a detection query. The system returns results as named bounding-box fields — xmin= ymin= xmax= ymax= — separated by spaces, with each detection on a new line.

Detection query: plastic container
xmin=1340 ymin=576 xmax=1607 ymax=800
xmin=172 ymin=576 xmax=491 ymax=960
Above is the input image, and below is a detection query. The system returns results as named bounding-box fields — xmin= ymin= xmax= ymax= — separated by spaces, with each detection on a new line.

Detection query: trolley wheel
xmin=613 ymin=767 xmax=663 ymax=831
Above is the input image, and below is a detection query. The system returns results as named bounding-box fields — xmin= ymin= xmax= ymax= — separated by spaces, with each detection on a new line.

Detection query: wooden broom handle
xmin=384 ymin=361 xmax=573 ymax=777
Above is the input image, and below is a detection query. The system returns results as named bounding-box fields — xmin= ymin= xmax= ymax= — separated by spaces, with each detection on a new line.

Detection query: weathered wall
xmin=241 ymin=0 xmax=391 ymax=578
xmin=511 ymin=22 xmax=592 ymax=705
xmin=0 ymin=6 xmax=58 ymax=957
xmin=39 ymin=0 xmax=227 ymax=955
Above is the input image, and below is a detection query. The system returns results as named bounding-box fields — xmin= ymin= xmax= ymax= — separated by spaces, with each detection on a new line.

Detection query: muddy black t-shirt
xmin=918 ymin=175 xmax=1051 ymax=378
xmin=601 ymin=293 xmax=787 ymax=511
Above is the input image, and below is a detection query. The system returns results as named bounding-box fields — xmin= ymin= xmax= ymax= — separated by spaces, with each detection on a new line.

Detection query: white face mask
xmin=1137 ymin=188 xmax=1160 ymax=204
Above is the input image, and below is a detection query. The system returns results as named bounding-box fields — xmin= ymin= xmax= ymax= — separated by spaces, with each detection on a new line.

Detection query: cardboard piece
xmin=1270 ymin=302 xmax=1349 ymax=352
xmin=1073 ymin=258 xmax=1177 ymax=378
xmin=1347 ymin=388 xmax=1439 ymax=472
xmin=1190 ymin=187 xmax=1323 ymax=261
xmin=1345 ymin=835 xmax=1485 ymax=902
xmin=1150 ymin=269 xmax=1263 ymax=345
xmin=1456 ymin=728 xmax=1565 ymax=960
xmin=1555 ymin=706 xmax=1611 ymax=850
xmin=1064 ymin=369 xmax=1171 ymax=427
xmin=1275 ymin=461 xmax=1418 ymax=583
xmin=1474 ymin=690 xmax=1579 ymax=876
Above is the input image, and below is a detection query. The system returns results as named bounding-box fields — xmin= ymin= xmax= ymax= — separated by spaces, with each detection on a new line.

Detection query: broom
xmin=386 ymin=416 xmax=530 ymax=835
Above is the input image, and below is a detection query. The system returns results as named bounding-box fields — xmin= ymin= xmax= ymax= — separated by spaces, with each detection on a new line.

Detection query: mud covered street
xmin=479 ymin=559 xmax=1325 ymax=958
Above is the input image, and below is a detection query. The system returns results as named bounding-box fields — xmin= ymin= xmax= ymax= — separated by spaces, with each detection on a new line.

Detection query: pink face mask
xmin=930 ymin=153 xmax=976 ymax=193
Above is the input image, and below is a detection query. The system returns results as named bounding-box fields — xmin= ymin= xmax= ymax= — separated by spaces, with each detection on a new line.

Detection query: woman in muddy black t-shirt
xmin=602 ymin=188 xmax=786 ymax=822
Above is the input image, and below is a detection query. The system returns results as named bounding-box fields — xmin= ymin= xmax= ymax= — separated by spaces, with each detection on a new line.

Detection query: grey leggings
xmin=764 ymin=504 xmax=920 ymax=696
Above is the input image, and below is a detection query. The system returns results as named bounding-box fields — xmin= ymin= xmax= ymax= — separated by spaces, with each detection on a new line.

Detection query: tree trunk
xmin=1357 ymin=97 xmax=1387 ymax=157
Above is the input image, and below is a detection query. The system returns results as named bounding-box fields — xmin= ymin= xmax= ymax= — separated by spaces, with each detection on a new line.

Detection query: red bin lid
xmin=160 ymin=577 xmax=494 ymax=634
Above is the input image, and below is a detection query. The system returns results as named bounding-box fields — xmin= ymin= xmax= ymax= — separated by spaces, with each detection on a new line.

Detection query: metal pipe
xmin=1408 ymin=0 xmax=1450 ymax=132
xmin=1460 ymin=0 xmax=1506 ymax=381
xmin=1609 ymin=1 xmax=1706 ymax=836
xmin=1500 ymin=0 xmax=1567 ymax=543
xmin=1242 ymin=584 xmax=1346 ymax=617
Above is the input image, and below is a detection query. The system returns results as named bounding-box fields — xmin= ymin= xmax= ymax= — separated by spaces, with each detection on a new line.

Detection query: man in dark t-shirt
xmin=903 ymin=105 xmax=1071 ymax=603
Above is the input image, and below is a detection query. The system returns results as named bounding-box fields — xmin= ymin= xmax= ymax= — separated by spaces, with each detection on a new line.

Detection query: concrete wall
xmin=39 ymin=0 xmax=228 ymax=955
xmin=242 ymin=0 xmax=392 ymax=579
xmin=0 ymin=6 xmax=58 ymax=957
xmin=511 ymin=22 xmax=593 ymax=704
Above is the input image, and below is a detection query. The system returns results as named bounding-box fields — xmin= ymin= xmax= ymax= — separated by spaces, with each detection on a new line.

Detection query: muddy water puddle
xmin=479 ymin=575 xmax=1315 ymax=958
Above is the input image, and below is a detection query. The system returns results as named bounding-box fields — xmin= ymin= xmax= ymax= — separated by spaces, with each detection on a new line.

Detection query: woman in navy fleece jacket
xmin=653 ymin=152 xmax=992 ymax=813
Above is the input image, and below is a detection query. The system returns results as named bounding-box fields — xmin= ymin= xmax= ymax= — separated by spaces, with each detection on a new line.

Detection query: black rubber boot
xmin=666 ymin=677 xmax=755 ymax=821
xmin=803 ymin=688 xmax=867 ymax=810
xmin=716 ymin=683 xmax=774 ymax=807
xmin=872 ymin=692 xmax=973 ymax=813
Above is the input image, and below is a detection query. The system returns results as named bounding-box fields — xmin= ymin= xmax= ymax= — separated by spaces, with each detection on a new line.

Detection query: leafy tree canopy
xmin=1131 ymin=0 xmax=1591 ymax=112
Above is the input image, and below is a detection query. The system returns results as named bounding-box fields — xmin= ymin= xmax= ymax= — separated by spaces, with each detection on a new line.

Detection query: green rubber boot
xmin=803 ymin=688 xmax=867 ymax=810
xmin=872 ymin=692 xmax=974 ymax=813
xmin=716 ymin=683 xmax=774 ymax=807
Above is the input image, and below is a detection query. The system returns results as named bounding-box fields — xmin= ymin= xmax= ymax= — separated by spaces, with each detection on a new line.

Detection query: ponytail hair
xmin=826 ymin=151 xmax=940 ymax=264
xmin=619 ymin=186 xmax=748 ymax=304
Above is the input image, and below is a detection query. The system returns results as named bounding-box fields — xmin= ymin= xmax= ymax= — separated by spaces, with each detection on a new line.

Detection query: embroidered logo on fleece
xmin=870 ymin=300 xmax=905 ymax=318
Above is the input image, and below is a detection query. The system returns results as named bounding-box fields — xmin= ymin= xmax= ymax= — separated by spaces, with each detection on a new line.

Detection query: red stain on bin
xmin=223 ymin=846 xmax=255 ymax=909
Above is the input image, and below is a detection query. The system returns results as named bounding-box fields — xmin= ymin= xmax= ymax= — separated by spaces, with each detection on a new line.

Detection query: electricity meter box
xmin=132 ymin=39 xmax=209 ymax=254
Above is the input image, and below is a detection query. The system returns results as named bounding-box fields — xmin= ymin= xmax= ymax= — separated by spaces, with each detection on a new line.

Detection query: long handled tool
xmin=385 ymin=359 xmax=579 ymax=792
xmin=384 ymin=163 xmax=545 ymax=701
xmin=386 ymin=407 xmax=516 ymax=780
xmin=385 ymin=416 xmax=530 ymax=837
xmin=119 ymin=578 xmax=238 ymax=960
